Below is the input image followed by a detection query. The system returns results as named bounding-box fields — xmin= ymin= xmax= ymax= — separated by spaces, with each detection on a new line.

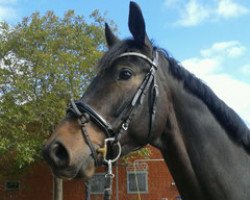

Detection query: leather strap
xmin=68 ymin=100 xmax=113 ymax=138
xmin=67 ymin=51 xmax=159 ymax=165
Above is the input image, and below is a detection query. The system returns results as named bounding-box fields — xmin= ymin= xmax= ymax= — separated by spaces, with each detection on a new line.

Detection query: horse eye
xmin=119 ymin=69 xmax=133 ymax=80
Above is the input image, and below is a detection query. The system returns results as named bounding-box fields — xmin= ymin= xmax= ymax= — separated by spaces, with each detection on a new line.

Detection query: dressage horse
xmin=43 ymin=2 xmax=250 ymax=200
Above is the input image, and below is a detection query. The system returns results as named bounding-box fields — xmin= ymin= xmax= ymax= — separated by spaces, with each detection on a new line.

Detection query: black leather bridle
xmin=67 ymin=51 xmax=159 ymax=166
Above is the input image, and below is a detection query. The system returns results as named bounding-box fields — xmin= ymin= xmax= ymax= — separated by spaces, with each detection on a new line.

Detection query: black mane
xmin=157 ymin=48 xmax=250 ymax=152
xmin=99 ymin=39 xmax=250 ymax=151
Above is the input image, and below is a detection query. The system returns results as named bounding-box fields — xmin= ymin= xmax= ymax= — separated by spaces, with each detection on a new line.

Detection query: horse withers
xmin=42 ymin=2 xmax=250 ymax=200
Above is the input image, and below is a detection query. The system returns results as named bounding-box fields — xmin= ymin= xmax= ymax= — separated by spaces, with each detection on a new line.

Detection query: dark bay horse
xmin=43 ymin=2 xmax=250 ymax=200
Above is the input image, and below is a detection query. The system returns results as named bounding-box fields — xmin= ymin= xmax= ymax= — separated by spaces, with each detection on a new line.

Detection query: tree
xmin=0 ymin=10 xmax=115 ymax=179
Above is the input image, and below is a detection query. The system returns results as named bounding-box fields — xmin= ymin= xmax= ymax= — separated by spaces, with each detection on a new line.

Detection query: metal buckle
xmin=98 ymin=138 xmax=121 ymax=163
xmin=122 ymin=123 xmax=129 ymax=131
xmin=97 ymin=138 xmax=121 ymax=179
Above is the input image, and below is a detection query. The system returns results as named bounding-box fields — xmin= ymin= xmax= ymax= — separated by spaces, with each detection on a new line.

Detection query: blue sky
xmin=1 ymin=0 xmax=250 ymax=126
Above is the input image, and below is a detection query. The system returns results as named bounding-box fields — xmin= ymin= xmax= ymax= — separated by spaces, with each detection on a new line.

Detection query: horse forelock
xmin=157 ymin=48 xmax=250 ymax=152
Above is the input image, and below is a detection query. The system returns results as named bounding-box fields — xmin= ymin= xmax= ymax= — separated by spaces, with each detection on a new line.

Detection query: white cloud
xmin=181 ymin=41 xmax=250 ymax=126
xmin=200 ymin=41 xmax=247 ymax=58
xmin=175 ymin=0 xmax=211 ymax=27
xmin=182 ymin=57 xmax=219 ymax=77
xmin=217 ymin=0 xmax=249 ymax=19
xmin=183 ymin=41 xmax=247 ymax=77
xmin=165 ymin=0 xmax=250 ymax=27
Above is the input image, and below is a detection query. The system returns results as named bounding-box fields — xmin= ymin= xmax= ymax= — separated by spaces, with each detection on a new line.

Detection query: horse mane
xmin=98 ymin=39 xmax=250 ymax=151
xmin=157 ymin=48 xmax=250 ymax=152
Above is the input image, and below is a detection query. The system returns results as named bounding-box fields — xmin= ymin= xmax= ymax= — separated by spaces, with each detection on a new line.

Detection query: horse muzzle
xmin=42 ymin=139 xmax=97 ymax=180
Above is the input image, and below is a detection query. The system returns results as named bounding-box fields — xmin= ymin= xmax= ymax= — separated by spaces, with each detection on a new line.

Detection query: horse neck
xmin=155 ymin=64 xmax=250 ymax=200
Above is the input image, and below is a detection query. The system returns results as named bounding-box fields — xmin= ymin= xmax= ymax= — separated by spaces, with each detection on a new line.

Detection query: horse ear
xmin=105 ymin=23 xmax=119 ymax=48
xmin=128 ymin=1 xmax=151 ymax=47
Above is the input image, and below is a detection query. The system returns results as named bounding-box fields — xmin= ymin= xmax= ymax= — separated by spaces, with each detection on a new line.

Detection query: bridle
xmin=67 ymin=51 xmax=159 ymax=199
xmin=67 ymin=51 xmax=159 ymax=166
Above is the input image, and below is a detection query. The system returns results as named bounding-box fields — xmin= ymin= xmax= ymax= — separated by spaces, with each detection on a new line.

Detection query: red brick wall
xmin=0 ymin=146 xmax=179 ymax=200
xmin=0 ymin=163 xmax=53 ymax=200
xmin=116 ymin=146 xmax=179 ymax=200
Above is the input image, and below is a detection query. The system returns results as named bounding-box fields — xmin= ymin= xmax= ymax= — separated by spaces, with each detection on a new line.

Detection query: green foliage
xmin=0 ymin=9 xmax=150 ymax=179
xmin=0 ymin=10 xmax=113 ymax=178
xmin=122 ymin=147 xmax=151 ymax=164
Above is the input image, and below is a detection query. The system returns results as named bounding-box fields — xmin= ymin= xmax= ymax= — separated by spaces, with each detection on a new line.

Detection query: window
xmin=5 ymin=180 xmax=20 ymax=191
xmin=127 ymin=171 xmax=148 ymax=194
xmin=88 ymin=173 xmax=105 ymax=194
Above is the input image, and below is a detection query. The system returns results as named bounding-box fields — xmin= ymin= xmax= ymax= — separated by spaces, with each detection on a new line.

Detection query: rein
xmin=67 ymin=51 xmax=159 ymax=199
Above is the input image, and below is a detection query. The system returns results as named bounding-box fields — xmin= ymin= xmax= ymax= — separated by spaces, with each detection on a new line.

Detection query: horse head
xmin=42 ymin=2 xmax=168 ymax=180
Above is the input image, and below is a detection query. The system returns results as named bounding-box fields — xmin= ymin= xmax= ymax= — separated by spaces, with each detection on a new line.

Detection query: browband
xmin=117 ymin=52 xmax=158 ymax=70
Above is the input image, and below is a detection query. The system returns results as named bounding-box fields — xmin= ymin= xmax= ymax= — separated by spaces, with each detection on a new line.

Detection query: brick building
xmin=0 ymin=146 xmax=180 ymax=200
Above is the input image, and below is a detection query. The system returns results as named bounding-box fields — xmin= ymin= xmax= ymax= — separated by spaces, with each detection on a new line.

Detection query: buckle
xmin=78 ymin=113 xmax=90 ymax=126
xmin=122 ymin=123 xmax=129 ymax=131
xmin=97 ymin=138 xmax=121 ymax=163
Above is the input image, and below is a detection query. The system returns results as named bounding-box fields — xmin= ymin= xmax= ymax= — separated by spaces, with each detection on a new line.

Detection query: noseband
xmin=67 ymin=51 xmax=159 ymax=166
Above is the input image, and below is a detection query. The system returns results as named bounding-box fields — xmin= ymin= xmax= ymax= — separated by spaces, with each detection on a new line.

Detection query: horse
xmin=42 ymin=2 xmax=250 ymax=200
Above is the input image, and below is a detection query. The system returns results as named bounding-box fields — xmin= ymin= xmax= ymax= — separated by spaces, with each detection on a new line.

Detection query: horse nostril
xmin=48 ymin=142 xmax=69 ymax=168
